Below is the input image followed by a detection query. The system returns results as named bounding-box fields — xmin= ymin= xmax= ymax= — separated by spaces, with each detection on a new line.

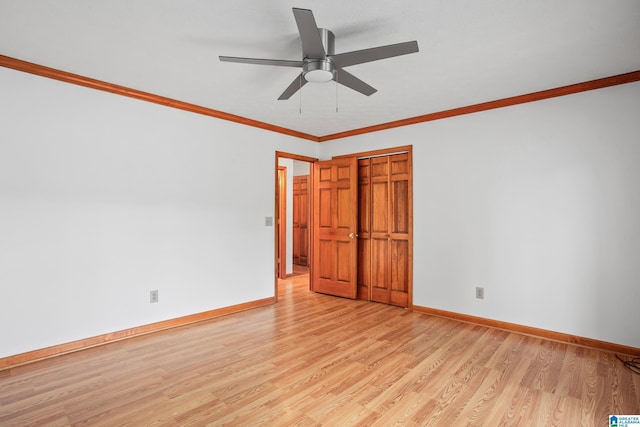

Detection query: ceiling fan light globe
xmin=304 ymin=69 xmax=334 ymax=83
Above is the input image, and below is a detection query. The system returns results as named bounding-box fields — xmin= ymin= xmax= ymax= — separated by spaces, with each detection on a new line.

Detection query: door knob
xmin=349 ymin=232 xmax=356 ymax=239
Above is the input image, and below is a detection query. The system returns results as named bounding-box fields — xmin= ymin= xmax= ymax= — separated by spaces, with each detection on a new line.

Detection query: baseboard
xmin=412 ymin=305 xmax=639 ymax=357
xmin=0 ymin=297 xmax=276 ymax=371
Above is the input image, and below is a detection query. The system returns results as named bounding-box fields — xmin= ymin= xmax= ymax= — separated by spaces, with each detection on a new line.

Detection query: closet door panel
xmin=357 ymin=160 xmax=371 ymax=300
xmin=390 ymin=239 xmax=409 ymax=307
xmin=355 ymin=152 xmax=411 ymax=308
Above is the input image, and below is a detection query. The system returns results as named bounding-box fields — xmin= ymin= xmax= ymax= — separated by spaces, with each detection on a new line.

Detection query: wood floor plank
xmin=0 ymin=273 xmax=638 ymax=426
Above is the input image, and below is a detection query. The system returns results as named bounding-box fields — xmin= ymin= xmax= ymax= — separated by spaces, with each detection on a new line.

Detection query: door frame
xmin=275 ymin=151 xmax=318 ymax=301
xmin=275 ymin=145 xmax=412 ymax=309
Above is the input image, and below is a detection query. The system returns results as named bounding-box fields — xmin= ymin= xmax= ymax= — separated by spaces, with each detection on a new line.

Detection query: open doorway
xmin=275 ymin=152 xmax=317 ymax=300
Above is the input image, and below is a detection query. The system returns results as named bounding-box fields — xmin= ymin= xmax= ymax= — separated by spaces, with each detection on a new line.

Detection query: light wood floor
xmin=1 ymin=274 xmax=639 ymax=426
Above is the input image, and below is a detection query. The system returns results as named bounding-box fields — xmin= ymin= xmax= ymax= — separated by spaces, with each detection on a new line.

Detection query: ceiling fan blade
xmin=335 ymin=68 xmax=377 ymax=96
xmin=278 ymin=73 xmax=308 ymax=100
xmin=330 ymin=40 xmax=419 ymax=68
xmin=292 ymin=8 xmax=326 ymax=59
xmin=219 ymin=56 xmax=304 ymax=67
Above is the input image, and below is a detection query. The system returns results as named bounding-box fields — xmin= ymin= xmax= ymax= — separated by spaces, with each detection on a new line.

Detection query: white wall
xmin=0 ymin=67 xmax=318 ymax=358
xmin=320 ymin=81 xmax=640 ymax=348
xmin=293 ymin=160 xmax=310 ymax=176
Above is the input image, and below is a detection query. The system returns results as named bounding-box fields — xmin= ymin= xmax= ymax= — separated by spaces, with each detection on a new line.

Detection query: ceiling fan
xmin=219 ymin=8 xmax=419 ymax=100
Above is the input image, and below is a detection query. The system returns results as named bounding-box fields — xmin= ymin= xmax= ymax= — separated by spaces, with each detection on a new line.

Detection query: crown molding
xmin=318 ymin=70 xmax=640 ymax=141
xmin=0 ymin=54 xmax=320 ymax=142
xmin=2 ymin=55 xmax=639 ymax=143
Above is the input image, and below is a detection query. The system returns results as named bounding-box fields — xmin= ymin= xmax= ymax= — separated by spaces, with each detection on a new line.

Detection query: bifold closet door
xmin=357 ymin=154 xmax=410 ymax=307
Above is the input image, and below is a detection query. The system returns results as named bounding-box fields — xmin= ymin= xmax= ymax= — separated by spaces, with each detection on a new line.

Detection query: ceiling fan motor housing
xmin=303 ymin=59 xmax=335 ymax=83
xmin=303 ymin=28 xmax=335 ymax=83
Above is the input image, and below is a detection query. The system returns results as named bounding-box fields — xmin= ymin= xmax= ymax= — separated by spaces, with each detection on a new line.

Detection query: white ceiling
xmin=1 ymin=0 xmax=639 ymax=138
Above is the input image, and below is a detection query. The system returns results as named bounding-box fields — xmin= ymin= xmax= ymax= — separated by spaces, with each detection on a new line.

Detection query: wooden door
xmin=312 ymin=157 xmax=358 ymax=298
xmin=358 ymin=153 xmax=411 ymax=307
xmin=292 ymin=175 xmax=309 ymax=266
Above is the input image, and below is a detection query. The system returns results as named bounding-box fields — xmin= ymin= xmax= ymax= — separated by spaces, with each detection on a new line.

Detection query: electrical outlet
xmin=265 ymin=216 xmax=273 ymax=226
xmin=150 ymin=290 xmax=159 ymax=303
xmin=475 ymin=287 xmax=484 ymax=299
